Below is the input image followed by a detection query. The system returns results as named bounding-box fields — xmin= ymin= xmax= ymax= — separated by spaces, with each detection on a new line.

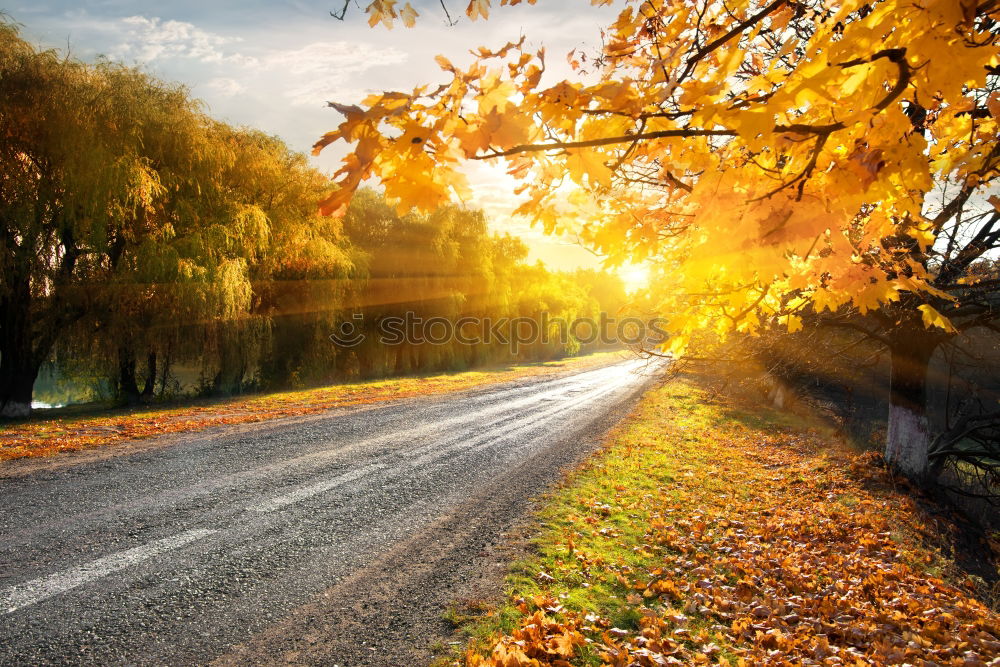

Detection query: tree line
xmin=0 ymin=23 xmax=626 ymax=417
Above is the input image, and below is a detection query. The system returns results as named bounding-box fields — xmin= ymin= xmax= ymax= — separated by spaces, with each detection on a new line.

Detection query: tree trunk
xmin=158 ymin=348 xmax=172 ymax=397
xmin=357 ymin=342 xmax=374 ymax=380
xmin=393 ymin=343 xmax=405 ymax=375
xmin=885 ymin=330 xmax=939 ymax=479
xmin=0 ymin=282 xmax=38 ymax=418
xmin=140 ymin=350 xmax=156 ymax=401
xmin=118 ymin=345 xmax=141 ymax=406
xmin=214 ymin=329 xmax=247 ymax=396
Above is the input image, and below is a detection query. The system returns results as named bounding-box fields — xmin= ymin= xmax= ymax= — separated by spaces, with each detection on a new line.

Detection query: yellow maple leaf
xmin=481 ymin=107 xmax=533 ymax=150
xmin=909 ymin=222 xmax=937 ymax=250
xmin=366 ymin=0 xmax=398 ymax=28
xmin=550 ymin=630 xmax=579 ymax=657
xmin=400 ymin=2 xmax=418 ymax=27
xmin=784 ymin=314 xmax=803 ymax=333
xmin=811 ymin=289 xmax=842 ymax=313
xmin=918 ymin=304 xmax=957 ymax=333
xmin=566 ymin=149 xmax=612 ymax=187
xmin=736 ymin=109 xmax=774 ymax=147
xmin=854 ymin=280 xmax=899 ymax=315
xmin=466 ymin=0 xmax=490 ymax=20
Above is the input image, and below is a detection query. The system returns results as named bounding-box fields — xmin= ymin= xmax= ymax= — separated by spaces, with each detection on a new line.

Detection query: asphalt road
xmin=0 ymin=357 xmax=661 ymax=666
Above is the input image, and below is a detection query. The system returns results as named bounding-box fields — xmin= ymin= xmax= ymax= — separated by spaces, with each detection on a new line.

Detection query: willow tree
xmin=81 ymin=73 xmax=263 ymax=404
xmin=241 ymin=128 xmax=355 ymax=392
xmin=0 ymin=24 xmax=172 ymax=416
xmin=317 ymin=0 xmax=1000 ymax=479
xmin=0 ymin=23 xmax=266 ymax=413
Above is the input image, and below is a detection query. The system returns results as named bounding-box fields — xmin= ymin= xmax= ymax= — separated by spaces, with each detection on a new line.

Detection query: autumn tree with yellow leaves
xmin=316 ymin=0 xmax=1000 ymax=481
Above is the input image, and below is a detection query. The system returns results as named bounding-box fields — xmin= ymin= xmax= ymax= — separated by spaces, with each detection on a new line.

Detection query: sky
xmin=7 ymin=0 xmax=622 ymax=273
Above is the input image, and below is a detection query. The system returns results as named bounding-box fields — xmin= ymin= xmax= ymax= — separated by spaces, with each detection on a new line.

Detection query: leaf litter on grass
xmin=462 ymin=380 xmax=1000 ymax=667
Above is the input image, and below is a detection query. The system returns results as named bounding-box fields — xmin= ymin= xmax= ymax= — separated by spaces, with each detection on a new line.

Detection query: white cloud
xmin=110 ymin=16 xmax=253 ymax=65
xmin=105 ymin=16 xmax=406 ymax=107
xmin=261 ymin=42 xmax=407 ymax=106
xmin=205 ymin=77 xmax=246 ymax=96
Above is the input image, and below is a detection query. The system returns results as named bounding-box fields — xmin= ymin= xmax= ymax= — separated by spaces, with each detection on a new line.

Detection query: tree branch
xmin=677 ymin=0 xmax=789 ymax=84
xmin=816 ymin=316 xmax=893 ymax=348
xmin=472 ymin=128 xmax=736 ymax=160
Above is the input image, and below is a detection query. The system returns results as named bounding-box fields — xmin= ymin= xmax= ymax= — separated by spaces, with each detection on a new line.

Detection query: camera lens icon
xmin=329 ymin=314 xmax=366 ymax=348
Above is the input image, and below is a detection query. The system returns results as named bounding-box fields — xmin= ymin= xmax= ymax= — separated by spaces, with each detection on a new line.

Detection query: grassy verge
xmin=0 ymin=351 xmax=625 ymax=462
xmin=453 ymin=377 xmax=1000 ymax=666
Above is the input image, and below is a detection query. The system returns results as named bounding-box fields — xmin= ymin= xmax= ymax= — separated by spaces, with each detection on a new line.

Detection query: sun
xmin=616 ymin=263 xmax=650 ymax=294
